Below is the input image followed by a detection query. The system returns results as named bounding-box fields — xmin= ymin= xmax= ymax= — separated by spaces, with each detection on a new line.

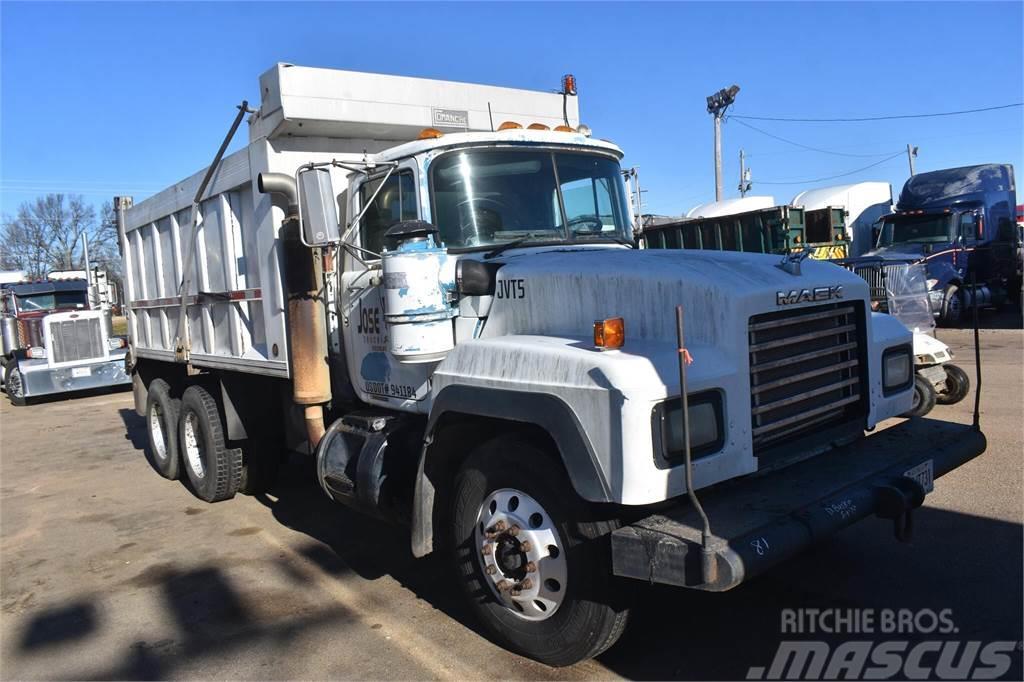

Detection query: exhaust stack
xmin=259 ymin=172 xmax=331 ymax=449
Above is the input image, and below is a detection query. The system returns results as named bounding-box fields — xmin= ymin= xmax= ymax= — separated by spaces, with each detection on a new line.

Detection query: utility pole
xmin=707 ymin=84 xmax=740 ymax=201
xmin=738 ymin=149 xmax=752 ymax=197
xmin=907 ymin=143 xmax=918 ymax=176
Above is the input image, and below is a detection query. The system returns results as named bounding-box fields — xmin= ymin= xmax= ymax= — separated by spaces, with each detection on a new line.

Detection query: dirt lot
xmin=1 ymin=314 xmax=1021 ymax=680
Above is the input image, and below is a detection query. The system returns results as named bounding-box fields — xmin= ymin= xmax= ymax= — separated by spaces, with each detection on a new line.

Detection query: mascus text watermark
xmin=746 ymin=609 xmax=1020 ymax=680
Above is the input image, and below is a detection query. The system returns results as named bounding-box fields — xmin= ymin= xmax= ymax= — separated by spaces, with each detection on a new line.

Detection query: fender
xmin=410 ymin=384 xmax=612 ymax=557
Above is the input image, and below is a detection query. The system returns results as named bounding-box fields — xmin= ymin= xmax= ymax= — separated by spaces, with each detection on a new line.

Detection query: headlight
xmin=107 ymin=337 xmax=127 ymax=350
xmin=26 ymin=346 xmax=47 ymax=359
xmin=657 ymin=391 xmax=724 ymax=464
xmin=883 ymin=346 xmax=913 ymax=395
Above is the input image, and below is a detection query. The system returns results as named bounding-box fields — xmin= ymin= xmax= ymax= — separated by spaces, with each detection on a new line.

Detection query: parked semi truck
xmin=1 ymin=276 xmax=129 ymax=405
xmin=117 ymin=64 xmax=986 ymax=666
xmin=847 ymin=164 xmax=1018 ymax=326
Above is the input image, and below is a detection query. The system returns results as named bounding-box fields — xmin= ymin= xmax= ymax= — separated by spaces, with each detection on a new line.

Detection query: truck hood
xmin=852 ymin=243 xmax=929 ymax=262
xmin=480 ymin=246 xmax=868 ymax=350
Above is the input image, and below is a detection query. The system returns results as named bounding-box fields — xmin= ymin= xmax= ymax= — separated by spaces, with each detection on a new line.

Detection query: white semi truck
xmin=117 ymin=64 xmax=987 ymax=666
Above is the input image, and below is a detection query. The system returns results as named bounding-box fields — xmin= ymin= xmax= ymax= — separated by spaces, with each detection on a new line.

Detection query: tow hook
xmin=875 ymin=477 xmax=927 ymax=543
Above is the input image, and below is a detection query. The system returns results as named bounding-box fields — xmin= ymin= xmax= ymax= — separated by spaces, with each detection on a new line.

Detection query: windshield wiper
xmin=484 ymin=234 xmax=535 ymax=260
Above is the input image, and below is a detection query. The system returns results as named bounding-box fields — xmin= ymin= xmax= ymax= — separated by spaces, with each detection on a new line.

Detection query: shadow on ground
xmin=20 ymin=410 xmax=1020 ymax=680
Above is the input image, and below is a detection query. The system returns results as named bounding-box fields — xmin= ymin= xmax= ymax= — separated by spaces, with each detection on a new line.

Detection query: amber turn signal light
xmin=594 ymin=317 xmax=625 ymax=350
xmin=497 ymin=121 xmax=523 ymax=131
xmin=418 ymin=127 xmax=444 ymax=139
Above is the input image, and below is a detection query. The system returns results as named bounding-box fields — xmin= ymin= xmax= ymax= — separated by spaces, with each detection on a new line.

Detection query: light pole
xmin=906 ymin=143 xmax=918 ymax=176
xmin=707 ymin=84 xmax=740 ymax=201
xmin=738 ymin=149 xmax=752 ymax=198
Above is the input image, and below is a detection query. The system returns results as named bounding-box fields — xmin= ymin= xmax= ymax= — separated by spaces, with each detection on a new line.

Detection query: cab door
xmin=339 ymin=162 xmax=435 ymax=412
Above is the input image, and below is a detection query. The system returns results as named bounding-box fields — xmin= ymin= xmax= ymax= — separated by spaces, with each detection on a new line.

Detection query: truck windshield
xmin=17 ymin=291 xmax=88 ymax=312
xmin=430 ymin=149 xmax=632 ymax=250
xmin=877 ymin=214 xmax=953 ymax=247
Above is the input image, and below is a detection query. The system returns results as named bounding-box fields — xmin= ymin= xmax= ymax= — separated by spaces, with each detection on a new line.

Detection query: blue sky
xmin=2 ymin=1 xmax=1022 ymax=218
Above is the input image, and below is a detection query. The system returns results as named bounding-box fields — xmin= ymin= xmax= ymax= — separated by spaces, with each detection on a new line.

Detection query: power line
xmin=732 ymin=118 xmax=901 ymax=158
xmin=755 ymin=151 xmax=905 ymax=185
xmin=731 ymin=102 xmax=1023 ymax=123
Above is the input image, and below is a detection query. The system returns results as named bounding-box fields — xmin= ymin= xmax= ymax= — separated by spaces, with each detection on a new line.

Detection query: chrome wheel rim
xmin=183 ymin=412 xmax=205 ymax=479
xmin=474 ymin=488 xmax=567 ymax=621
xmin=149 ymin=404 xmax=167 ymax=461
xmin=8 ymin=369 xmax=23 ymax=398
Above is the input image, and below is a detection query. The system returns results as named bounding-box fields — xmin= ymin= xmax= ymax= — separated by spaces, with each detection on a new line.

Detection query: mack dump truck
xmin=117 ymin=64 xmax=986 ymax=666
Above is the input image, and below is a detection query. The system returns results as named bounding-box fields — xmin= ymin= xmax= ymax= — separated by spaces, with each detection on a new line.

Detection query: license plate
xmin=904 ymin=460 xmax=934 ymax=493
xmin=71 ymin=367 xmax=92 ymax=378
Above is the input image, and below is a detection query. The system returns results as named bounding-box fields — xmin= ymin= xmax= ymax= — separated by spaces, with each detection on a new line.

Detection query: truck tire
xmin=179 ymin=385 xmax=242 ymax=503
xmin=936 ymin=363 xmax=970 ymax=405
xmin=3 ymin=362 xmax=27 ymax=406
xmin=938 ymin=285 xmax=963 ymax=327
xmin=145 ymin=378 xmax=182 ymax=480
xmin=903 ymin=375 xmax=937 ymax=418
xmin=450 ymin=437 xmax=628 ymax=666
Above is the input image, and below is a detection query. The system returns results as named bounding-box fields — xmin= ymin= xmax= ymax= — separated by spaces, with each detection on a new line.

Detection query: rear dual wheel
xmin=450 ymin=437 xmax=628 ymax=666
xmin=145 ymin=378 xmax=181 ymax=479
xmin=179 ymin=385 xmax=242 ymax=503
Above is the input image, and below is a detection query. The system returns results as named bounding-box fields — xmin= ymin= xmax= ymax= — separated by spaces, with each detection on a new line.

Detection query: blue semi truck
xmin=847 ymin=164 xmax=1018 ymax=326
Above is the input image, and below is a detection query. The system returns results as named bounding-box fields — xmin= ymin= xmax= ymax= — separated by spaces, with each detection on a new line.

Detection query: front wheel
xmin=3 ymin=362 xmax=27 ymax=406
xmin=936 ymin=363 xmax=970 ymax=405
xmin=450 ymin=437 xmax=628 ymax=666
xmin=938 ymin=285 xmax=963 ymax=327
xmin=903 ymin=375 xmax=937 ymax=417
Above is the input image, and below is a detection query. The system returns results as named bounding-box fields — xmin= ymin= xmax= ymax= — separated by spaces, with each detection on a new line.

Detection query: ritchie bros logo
xmin=746 ymin=609 xmax=1019 ymax=680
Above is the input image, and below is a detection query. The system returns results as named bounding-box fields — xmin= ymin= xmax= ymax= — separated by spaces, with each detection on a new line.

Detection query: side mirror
xmin=298 ymin=168 xmax=341 ymax=246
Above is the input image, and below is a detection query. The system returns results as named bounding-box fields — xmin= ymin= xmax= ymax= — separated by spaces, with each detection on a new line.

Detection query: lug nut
xmin=525 ymin=561 xmax=537 ymax=573
xmin=519 ymin=578 xmax=533 ymax=591
xmin=493 ymin=520 xmax=507 ymax=532
xmin=520 ymin=541 xmax=532 ymax=553
xmin=485 ymin=564 xmax=497 ymax=575
xmin=507 ymin=525 xmax=520 ymax=536
xmin=481 ymin=544 xmax=493 ymax=556
xmin=496 ymin=579 xmax=512 ymax=592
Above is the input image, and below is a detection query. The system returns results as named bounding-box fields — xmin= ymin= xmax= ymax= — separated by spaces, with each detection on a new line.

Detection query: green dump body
xmin=642 ymin=205 xmax=849 ymax=259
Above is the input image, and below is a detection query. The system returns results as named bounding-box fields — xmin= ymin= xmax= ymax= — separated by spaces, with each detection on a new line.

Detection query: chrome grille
xmin=748 ymin=303 xmax=864 ymax=451
xmin=49 ymin=317 xmax=104 ymax=363
xmin=849 ymin=263 xmax=910 ymax=310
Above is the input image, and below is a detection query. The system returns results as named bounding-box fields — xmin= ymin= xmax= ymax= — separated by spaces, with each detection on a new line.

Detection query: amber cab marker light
xmin=594 ymin=317 xmax=625 ymax=350
xmin=554 ymin=125 xmax=574 ymax=132
xmin=527 ymin=123 xmax=550 ymax=130
xmin=497 ymin=121 xmax=523 ymax=131
xmin=418 ymin=127 xmax=444 ymax=140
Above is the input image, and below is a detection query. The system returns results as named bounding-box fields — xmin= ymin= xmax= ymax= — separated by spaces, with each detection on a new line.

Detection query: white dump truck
xmin=117 ymin=64 xmax=987 ymax=666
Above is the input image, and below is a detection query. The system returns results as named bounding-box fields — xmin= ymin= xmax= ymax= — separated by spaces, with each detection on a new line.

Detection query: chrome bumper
xmin=18 ymin=352 xmax=130 ymax=397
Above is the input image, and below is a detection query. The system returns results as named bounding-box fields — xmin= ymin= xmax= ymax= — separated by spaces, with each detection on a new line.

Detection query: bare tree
xmin=0 ymin=194 xmax=119 ymax=279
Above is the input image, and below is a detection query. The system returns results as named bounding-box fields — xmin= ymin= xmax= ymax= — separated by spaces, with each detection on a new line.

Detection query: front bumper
xmin=611 ymin=418 xmax=986 ymax=591
xmin=18 ymin=353 xmax=130 ymax=397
